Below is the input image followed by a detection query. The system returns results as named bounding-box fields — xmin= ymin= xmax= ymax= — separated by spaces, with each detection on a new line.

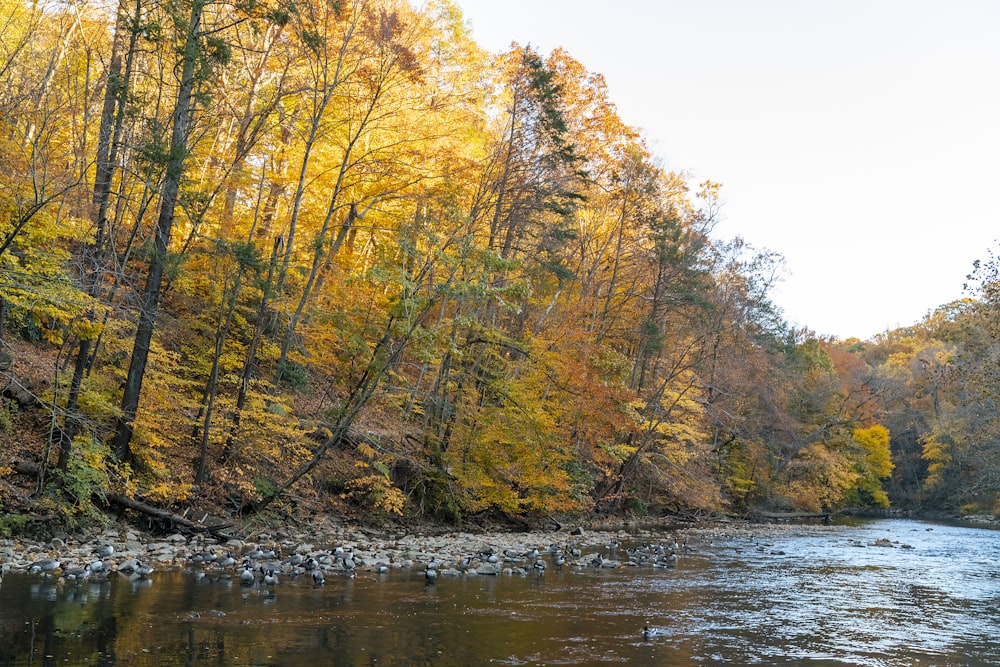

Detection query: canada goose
xmin=190 ymin=552 xmax=217 ymax=564
xmin=311 ymin=568 xmax=325 ymax=585
xmin=89 ymin=559 xmax=111 ymax=575
xmin=263 ymin=569 xmax=279 ymax=586
xmin=215 ymin=552 xmax=236 ymax=569
xmin=29 ymin=559 xmax=61 ymax=575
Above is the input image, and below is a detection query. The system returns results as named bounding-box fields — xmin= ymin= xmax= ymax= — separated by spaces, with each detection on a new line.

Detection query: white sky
xmin=454 ymin=0 xmax=1000 ymax=340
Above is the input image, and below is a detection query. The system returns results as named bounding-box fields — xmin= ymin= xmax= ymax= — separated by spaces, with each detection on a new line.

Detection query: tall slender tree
xmin=112 ymin=0 xmax=209 ymax=462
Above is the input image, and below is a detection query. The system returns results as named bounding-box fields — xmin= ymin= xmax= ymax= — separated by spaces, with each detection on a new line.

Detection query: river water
xmin=1 ymin=518 xmax=998 ymax=666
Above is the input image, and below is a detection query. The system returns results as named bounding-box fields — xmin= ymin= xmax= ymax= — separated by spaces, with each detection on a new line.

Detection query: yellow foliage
xmin=342 ymin=474 xmax=406 ymax=515
xmin=342 ymin=440 xmax=405 ymax=515
xmin=145 ymin=481 xmax=194 ymax=504
xmin=600 ymin=442 xmax=637 ymax=464
xmin=70 ymin=316 xmax=104 ymax=341
xmin=921 ymin=434 xmax=954 ymax=490
xmin=785 ymin=442 xmax=859 ymax=512
xmin=447 ymin=375 xmax=585 ymax=514
xmin=853 ymin=424 xmax=893 ymax=478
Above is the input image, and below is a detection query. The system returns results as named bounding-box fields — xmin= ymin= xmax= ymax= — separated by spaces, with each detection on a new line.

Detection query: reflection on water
xmin=1 ymin=519 xmax=999 ymax=666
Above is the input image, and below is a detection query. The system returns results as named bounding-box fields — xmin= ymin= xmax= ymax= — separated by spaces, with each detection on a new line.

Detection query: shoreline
xmin=2 ymin=512 xmax=992 ymax=579
xmin=0 ymin=515 xmax=753 ymax=577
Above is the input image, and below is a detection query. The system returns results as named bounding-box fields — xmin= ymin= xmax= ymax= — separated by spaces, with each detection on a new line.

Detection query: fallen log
xmin=106 ymin=494 xmax=233 ymax=537
xmin=11 ymin=459 xmax=232 ymax=537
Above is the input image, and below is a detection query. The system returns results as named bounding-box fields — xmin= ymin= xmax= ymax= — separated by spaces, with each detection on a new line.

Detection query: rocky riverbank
xmin=0 ymin=516 xmax=760 ymax=580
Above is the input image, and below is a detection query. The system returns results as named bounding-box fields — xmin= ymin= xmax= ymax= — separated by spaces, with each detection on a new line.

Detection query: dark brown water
xmin=1 ymin=518 xmax=999 ymax=666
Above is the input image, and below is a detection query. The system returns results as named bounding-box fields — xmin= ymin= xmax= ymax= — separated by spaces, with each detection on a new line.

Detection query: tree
xmin=848 ymin=424 xmax=893 ymax=507
xmin=113 ymin=0 xmax=234 ymax=462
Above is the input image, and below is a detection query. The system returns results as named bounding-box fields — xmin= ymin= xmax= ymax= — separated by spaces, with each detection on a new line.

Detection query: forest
xmin=1 ymin=0 xmax=999 ymax=533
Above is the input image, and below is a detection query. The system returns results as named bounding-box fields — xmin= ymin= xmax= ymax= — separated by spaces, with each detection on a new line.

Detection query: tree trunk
xmin=112 ymin=0 xmax=204 ymax=462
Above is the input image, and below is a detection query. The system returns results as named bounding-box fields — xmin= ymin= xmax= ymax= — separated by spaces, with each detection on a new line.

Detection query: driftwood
xmin=11 ymin=458 xmax=232 ymax=537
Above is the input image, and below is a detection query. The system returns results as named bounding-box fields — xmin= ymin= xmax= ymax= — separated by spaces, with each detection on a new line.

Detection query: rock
xmin=476 ymin=564 xmax=500 ymax=576
xmin=50 ymin=538 xmax=65 ymax=550
xmin=166 ymin=534 xmax=187 ymax=543
xmin=570 ymin=527 xmax=585 ymax=536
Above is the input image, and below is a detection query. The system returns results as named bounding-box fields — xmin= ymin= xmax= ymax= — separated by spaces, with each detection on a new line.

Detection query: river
xmin=1 ymin=518 xmax=998 ymax=666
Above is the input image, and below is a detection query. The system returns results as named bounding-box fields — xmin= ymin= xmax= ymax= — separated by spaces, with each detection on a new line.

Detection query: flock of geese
xmin=181 ymin=535 xmax=697 ymax=586
xmin=5 ymin=534 xmax=698 ymax=642
xmin=16 ymin=544 xmax=154 ymax=584
xmin=8 ymin=534 xmax=695 ymax=590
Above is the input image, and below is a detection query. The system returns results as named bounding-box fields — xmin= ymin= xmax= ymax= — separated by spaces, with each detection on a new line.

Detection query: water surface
xmin=1 ymin=518 xmax=998 ymax=665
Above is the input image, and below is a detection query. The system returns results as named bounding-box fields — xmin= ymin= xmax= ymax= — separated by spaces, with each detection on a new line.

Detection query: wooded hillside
xmin=1 ymin=0 xmax=998 ymax=532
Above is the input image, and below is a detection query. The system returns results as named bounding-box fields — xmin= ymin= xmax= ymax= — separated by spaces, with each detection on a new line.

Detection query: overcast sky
xmin=453 ymin=0 xmax=1000 ymax=340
